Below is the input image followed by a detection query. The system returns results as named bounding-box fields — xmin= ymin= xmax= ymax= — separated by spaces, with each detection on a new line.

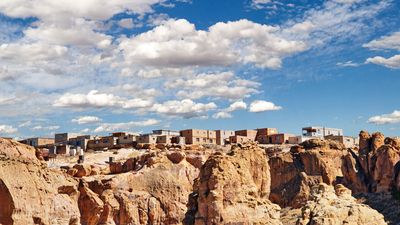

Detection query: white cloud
xmin=368 ymin=110 xmax=400 ymax=125
xmin=31 ymin=125 xmax=60 ymax=131
xmin=249 ymin=100 xmax=282 ymax=113
xmin=118 ymin=18 xmax=135 ymax=29
xmin=24 ymin=20 xmax=112 ymax=49
xmin=0 ymin=42 xmax=67 ymax=63
xmin=226 ymin=101 xmax=247 ymax=112
xmin=119 ymin=19 xmax=306 ymax=69
xmin=54 ymin=90 xmax=154 ymax=110
xmin=72 ymin=116 xmax=102 ymax=124
xmin=363 ymin=32 xmax=400 ymax=51
xmin=0 ymin=125 xmax=17 ymax=134
xmin=94 ymin=118 xmax=160 ymax=133
xmin=165 ymin=71 xmax=260 ymax=100
xmin=212 ymin=111 xmax=233 ymax=119
xmin=283 ymin=1 xmax=389 ymax=47
xmin=150 ymin=99 xmax=217 ymax=118
xmin=0 ymin=0 xmax=166 ymax=22
xmin=18 ymin=121 xmax=32 ymax=127
xmin=366 ymin=55 xmax=400 ymax=69
xmin=54 ymin=90 xmax=120 ymax=108
xmin=336 ymin=61 xmax=360 ymax=67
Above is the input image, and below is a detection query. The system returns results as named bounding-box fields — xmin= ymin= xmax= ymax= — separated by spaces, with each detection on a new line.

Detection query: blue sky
xmin=0 ymin=0 xmax=399 ymax=138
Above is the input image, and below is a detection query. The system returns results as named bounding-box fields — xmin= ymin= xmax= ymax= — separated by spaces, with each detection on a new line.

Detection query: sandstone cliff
xmin=0 ymin=138 xmax=80 ymax=225
xmin=186 ymin=143 xmax=282 ymax=225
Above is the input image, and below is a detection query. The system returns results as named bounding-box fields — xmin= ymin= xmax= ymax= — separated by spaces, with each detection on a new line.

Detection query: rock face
xmin=344 ymin=131 xmax=400 ymax=193
xmin=269 ymin=139 xmax=348 ymax=208
xmin=78 ymin=150 xmax=203 ymax=225
xmin=296 ymin=183 xmax=386 ymax=225
xmin=186 ymin=142 xmax=282 ymax=225
xmin=0 ymin=138 xmax=80 ymax=225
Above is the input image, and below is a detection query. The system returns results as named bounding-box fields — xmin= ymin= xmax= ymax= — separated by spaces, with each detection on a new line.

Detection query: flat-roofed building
xmin=20 ymin=137 xmax=54 ymax=147
xmin=117 ymin=134 xmax=138 ymax=146
xmin=288 ymin=136 xmax=319 ymax=144
xmin=156 ymin=135 xmax=174 ymax=144
xmin=152 ymin=130 xmax=180 ymax=136
xmin=69 ymin=135 xmax=93 ymax=151
xmin=269 ymin=133 xmax=296 ymax=144
xmin=137 ymin=134 xmax=158 ymax=144
xmin=302 ymin=127 xmax=343 ymax=138
xmin=216 ymin=130 xmax=235 ymax=145
xmin=55 ymin=133 xmax=80 ymax=144
xmin=229 ymin=135 xmax=253 ymax=144
xmin=180 ymin=129 xmax=217 ymax=145
xmin=324 ymin=135 xmax=359 ymax=148
xmin=87 ymin=136 xmax=116 ymax=150
xmin=235 ymin=129 xmax=258 ymax=141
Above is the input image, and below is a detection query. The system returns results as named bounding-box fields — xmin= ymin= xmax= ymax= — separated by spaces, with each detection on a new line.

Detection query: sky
xmin=0 ymin=0 xmax=399 ymax=139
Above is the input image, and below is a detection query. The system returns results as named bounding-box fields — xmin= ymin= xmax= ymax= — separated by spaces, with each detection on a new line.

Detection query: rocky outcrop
xmin=77 ymin=149 xmax=202 ymax=225
xmin=344 ymin=131 xmax=400 ymax=193
xmin=0 ymin=138 xmax=80 ymax=225
xmin=269 ymin=139 xmax=348 ymax=208
xmin=296 ymin=183 xmax=386 ymax=225
xmin=186 ymin=142 xmax=282 ymax=225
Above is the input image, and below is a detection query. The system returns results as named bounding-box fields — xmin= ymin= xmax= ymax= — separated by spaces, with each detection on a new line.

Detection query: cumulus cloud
xmin=94 ymin=119 xmax=160 ymax=133
xmin=212 ymin=111 xmax=233 ymax=119
xmin=226 ymin=101 xmax=247 ymax=112
xmin=0 ymin=0 xmax=166 ymax=22
xmin=363 ymin=32 xmax=400 ymax=69
xmin=363 ymin=32 xmax=400 ymax=51
xmin=150 ymin=99 xmax=217 ymax=118
xmin=72 ymin=116 xmax=102 ymax=124
xmin=119 ymin=19 xmax=306 ymax=69
xmin=368 ymin=110 xmax=400 ymax=125
xmin=54 ymin=90 xmax=154 ymax=110
xmin=0 ymin=125 xmax=17 ymax=134
xmin=24 ymin=20 xmax=112 ymax=49
xmin=249 ymin=100 xmax=282 ymax=113
xmin=54 ymin=90 xmax=120 ymax=108
xmin=366 ymin=55 xmax=400 ymax=69
xmin=0 ymin=42 xmax=67 ymax=63
xmin=165 ymin=71 xmax=260 ymax=100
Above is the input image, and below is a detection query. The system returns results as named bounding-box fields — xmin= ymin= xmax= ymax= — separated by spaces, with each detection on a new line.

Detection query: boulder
xmin=73 ymin=164 xmax=92 ymax=177
xmin=167 ymin=151 xmax=186 ymax=164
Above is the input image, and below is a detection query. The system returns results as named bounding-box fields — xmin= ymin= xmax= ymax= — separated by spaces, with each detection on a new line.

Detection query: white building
xmin=302 ymin=126 xmax=343 ymax=138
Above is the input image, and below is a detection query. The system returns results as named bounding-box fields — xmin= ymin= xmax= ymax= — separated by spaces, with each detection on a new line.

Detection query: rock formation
xmin=186 ymin=142 xmax=282 ymax=225
xmin=0 ymin=138 xmax=80 ymax=225
xmin=295 ymin=183 xmax=386 ymax=225
xmin=269 ymin=139 xmax=348 ymax=208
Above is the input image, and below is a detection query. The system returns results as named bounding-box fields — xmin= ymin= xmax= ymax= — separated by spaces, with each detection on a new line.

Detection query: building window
xmin=196 ymin=138 xmax=200 ymax=142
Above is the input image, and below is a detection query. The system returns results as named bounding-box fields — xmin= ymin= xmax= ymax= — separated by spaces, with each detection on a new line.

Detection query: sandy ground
xmin=47 ymin=148 xmax=142 ymax=168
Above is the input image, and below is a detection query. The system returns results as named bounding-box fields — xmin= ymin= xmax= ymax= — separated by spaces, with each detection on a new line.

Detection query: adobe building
xmin=324 ymin=135 xmax=359 ymax=148
xmin=69 ymin=135 xmax=93 ymax=151
xmin=269 ymin=133 xmax=296 ymax=144
xmin=55 ymin=133 xmax=81 ymax=144
xmin=255 ymin=128 xmax=278 ymax=144
xmin=229 ymin=135 xmax=253 ymax=144
xmin=117 ymin=133 xmax=138 ymax=146
xmin=215 ymin=130 xmax=235 ymax=145
xmin=180 ymin=129 xmax=217 ymax=145
xmin=235 ymin=129 xmax=258 ymax=141
xmin=87 ymin=136 xmax=116 ymax=150
xmin=137 ymin=134 xmax=158 ymax=144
